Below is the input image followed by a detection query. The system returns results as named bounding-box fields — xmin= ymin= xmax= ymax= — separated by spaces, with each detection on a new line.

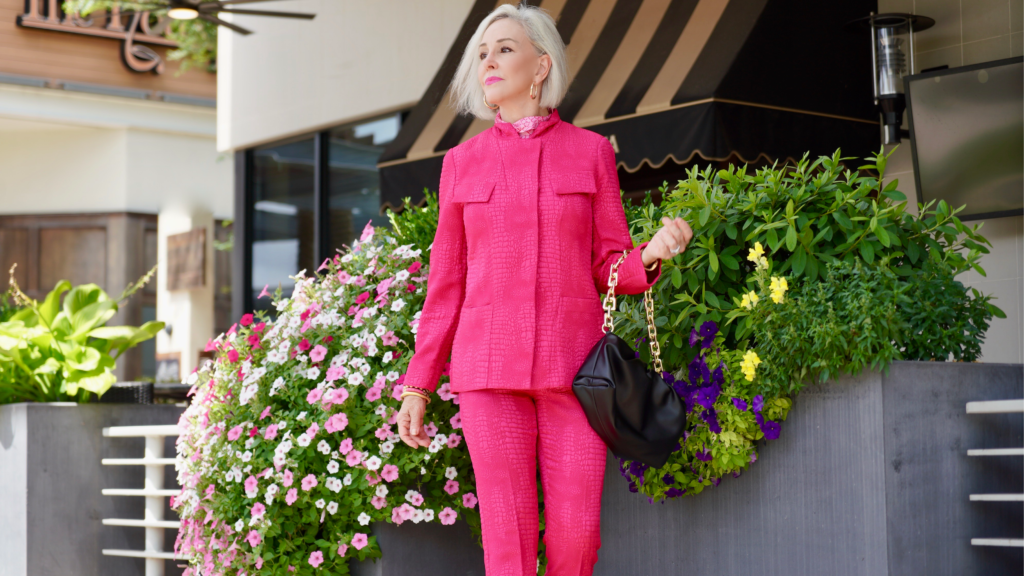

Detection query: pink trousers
xmin=460 ymin=388 xmax=607 ymax=576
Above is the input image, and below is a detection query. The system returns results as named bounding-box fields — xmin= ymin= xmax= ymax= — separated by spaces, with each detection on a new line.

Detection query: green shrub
xmin=0 ymin=268 xmax=163 ymax=404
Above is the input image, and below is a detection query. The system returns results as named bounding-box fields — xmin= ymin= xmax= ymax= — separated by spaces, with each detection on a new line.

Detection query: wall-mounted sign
xmin=167 ymin=228 xmax=206 ymax=291
xmin=17 ymin=1 xmax=176 ymax=74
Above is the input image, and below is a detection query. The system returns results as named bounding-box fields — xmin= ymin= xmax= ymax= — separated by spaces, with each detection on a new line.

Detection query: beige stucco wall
xmin=216 ymin=0 xmax=476 ymax=152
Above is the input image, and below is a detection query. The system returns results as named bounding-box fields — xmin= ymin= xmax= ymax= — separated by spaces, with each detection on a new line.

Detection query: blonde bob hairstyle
xmin=449 ymin=4 xmax=569 ymax=120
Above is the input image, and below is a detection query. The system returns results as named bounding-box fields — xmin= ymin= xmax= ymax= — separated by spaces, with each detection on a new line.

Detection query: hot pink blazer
xmin=404 ymin=108 xmax=662 ymax=394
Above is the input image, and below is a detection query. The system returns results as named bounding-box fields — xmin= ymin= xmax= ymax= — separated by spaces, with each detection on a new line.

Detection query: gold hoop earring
xmin=530 ymin=83 xmax=537 ymax=99
xmin=483 ymin=95 xmax=498 ymax=110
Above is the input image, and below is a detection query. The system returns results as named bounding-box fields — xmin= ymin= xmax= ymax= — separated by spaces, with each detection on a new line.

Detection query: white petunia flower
xmin=390 ymin=299 xmax=406 ymax=312
xmin=375 ymin=485 xmax=388 ymax=498
xmin=234 ymin=519 xmax=244 ymax=532
xmin=365 ymin=456 xmax=382 ymax=471
xmin=395 ymin=270 xmax=410 ymax=281
xmin=327 ymin=460 xmax=339 ymax=474
xmin=445 ymin=467 xmax=458 ymax=480
xmin=241 ymin=451 xmax=252 ymax=462
xmin=423 ymin=509 xmax=435 ymax=522
xmin=269 ymin=377 xmax=285 ymax=395
xmin=325 ymin=477 xmax=342 ymax=493
xmin=306 ymin=367 xmax=321 ymax=380
xmin=382 ymin=352 xmax=393 ymax=363
xmin=297 ymin=411 xmax=307 ymax=421
xmin=296 ymin=433 xmax=311 ymax=447
xmin=343 ymin=474 xmax=353 ymax=486
xmin=317 ymin=440 xmax=331 ymax=455
xmin=380 ymin=441 xmax=394 ymax=455
xmin=374 ymin=405 xmax=388 ymax=418
xmin=411 ymin=509 xmax=425 ymax=524
xmin=374 ymin=325 xmax=387 ymax=337
xmin=358 ymin=512 xmax=371 ymax=526
xmin=347 ymin=373 xmax=364 ymax=386
xmin=327 ymin=501 xmax=338 ymax=515
xmin=315 ymin=499 xmax=325 ymax=509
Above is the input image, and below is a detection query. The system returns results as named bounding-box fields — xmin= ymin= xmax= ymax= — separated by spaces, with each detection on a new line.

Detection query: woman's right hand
xmin=397 ymin=396 xmax=431 ymax=449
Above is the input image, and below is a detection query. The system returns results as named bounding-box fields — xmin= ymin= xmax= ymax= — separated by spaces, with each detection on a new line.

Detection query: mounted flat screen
xmin=906 ymin=56 xmax=1023 ymax=220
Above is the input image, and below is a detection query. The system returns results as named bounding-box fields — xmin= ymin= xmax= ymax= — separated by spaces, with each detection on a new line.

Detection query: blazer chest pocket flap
xmin=453 ymin=181 xmax=494 ymax=203
xmin=553 ymin=170 xmax=597 ymax=195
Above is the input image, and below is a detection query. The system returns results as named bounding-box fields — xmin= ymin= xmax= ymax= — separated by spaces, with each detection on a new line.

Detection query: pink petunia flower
xmin=337 ymin=542 xmax=349 ymax=557
xmin=308 ymin=551 xmax=324 ymax=568
xmin=282 ymin=470 xmax=294 ymax=487
xmin=423 ymin=422 xmax=438 ymax=437
xmin=306 ymin=423 xmax=320 ymax=438
xmin=325 ymin=365 xmax=347 ymax=383
xmin=398 ymin=503 xmax=415 ymax=520
xmin=374 ymin=427 xmax=389 ymax=441
xmin=371 ymin=496 xmax=387 ymax=509
xmin=352 ymin=533 xmax=369 ymax=550
xmin=251 ymin=502 xmax=266 ymax=519
xmin=306 ymin=389 xmax=323 ymax=405
xmin=438 ymin=507 xmax=457 ymax=525
xmin=327 ymin=387 xmax=349 ymax=406
xmin=365 ymin=387 xmax=381 ymax=402
xmin=244 ymin=475 xmax=258 ymax=494
xmin=462 ymin=492 xmax=477 ymax=509
xmin=338 ymin=270 xmax=351 ymax=284
xmin=204 ymin=484 xmax=215 ymax=498
xmin=355 ymin=292 xmax=370 ymax=305
xmin=309 ymin=345 xmax=327 ymax=363
xmin=444 ymin=480 xmax=459 ymax=495
xmin=359 ymin=221 xmax=375 ymax=241
xmin=409 ymin=493 xmax=424 ymax=506
xmin=391 ymin=506 xmax=404 ymax=525
xmin=325 ymin=413 xmax=349 ymax=434
xmin=264 ymin=424 xmax=278 ymax=441
xmin=381 ymin=464 xmax=399 ymax=483
xmin=300 ymin=474 xmax=318 ymax=491
xmin=298 ymin=338 xmax=311 ymax=352
xmin=450 ymin=413 xmax=462 ymax=429
xmin=259 ymin=406 xmax=272 ymax=420
xmin=240 ymin=314 xmax=254 ymax=327
xmin=255 ymin=557 xmax=264 ymax=569
xmin=408 ymin=261 xmax=422 ymax=274
xmin=227 ymin=349 xmax=239 ymax=363
xmin=366 ymin=472 xmax=380 ymax=485
xmin=447 ymin=434 xmax=462 ymax=449
xmin=345 ymin=450 xmax=362 ymax=467
xmin=258 ymin=284 xmax=271 ymax=299
xmin=338 ymin=438 xmax=353 ymax=455
xmin=285 ymin=488 xmax=298 ymax=505
xmin=391 ymin=385 xmax=404 ymax=401
xmin=227 ymin=426 xmax=243 ymax=441
xmin=245 ymin=530 xmax=261 ymax=547
xmin=381 ymin=331 xmax=399 ymax=346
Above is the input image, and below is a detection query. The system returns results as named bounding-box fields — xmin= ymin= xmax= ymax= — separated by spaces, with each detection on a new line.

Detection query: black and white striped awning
xmin=378 ymin=0 xmax=880 ymax=210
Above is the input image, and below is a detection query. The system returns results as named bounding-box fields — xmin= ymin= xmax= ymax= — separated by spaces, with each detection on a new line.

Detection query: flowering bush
xmin=173 ymin=223 xmax=479 ymax=575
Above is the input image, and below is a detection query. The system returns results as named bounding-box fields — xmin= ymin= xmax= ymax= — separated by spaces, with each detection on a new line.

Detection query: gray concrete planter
xmin=350 ymin=362 xmax=1023 ymax=576
xmin=0 ymin=403 xmax=186 ymax=576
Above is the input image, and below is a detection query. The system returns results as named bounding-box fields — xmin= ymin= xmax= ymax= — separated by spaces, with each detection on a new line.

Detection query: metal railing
xmin=101 ymin=425 xmax=184 ymax=574
xmin=966 ymin=399 xmax=1024 ymax=548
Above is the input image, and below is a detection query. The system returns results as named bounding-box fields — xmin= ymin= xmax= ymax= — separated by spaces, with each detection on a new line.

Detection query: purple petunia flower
xmin=689 ymin=329 xmax=701 ymax=348
xmin=701 ymin=408 xmax=722 ymax=433
xmin=711 ymin=365 xmax=725 ymax=385
xmin=665 ymin=487 xmax=685 ymax=498
xmin=662 ymin=473 xmax=675 ymax=485
xmin=752 ymin=394 xmax=765 ymax=413
xmin=750 ymin=452 xmax=758 ymax=463
xmin=699 ymin=321 xmax=718 ymax=339
xmin=754 ymin=413 xmax=781 ymax=440
xmin=695 ymin=448 xmax=712 ymax=462
xmin=695 ymin=384 xmax=720 ymax=410
xmin=628 ymin=482 xmax=638 ymax=493
xmin=662 ymin=372 xmax=676 ymax=384
xmin=732 ymin=470 xmax=742 ymax=478
xmin=672 ymin=441 xmax=682 ymax=453
xmin=731 ymin=397 xmax=748 ymax=411
xmin=710 ymin=477 xmax=721 ymax=487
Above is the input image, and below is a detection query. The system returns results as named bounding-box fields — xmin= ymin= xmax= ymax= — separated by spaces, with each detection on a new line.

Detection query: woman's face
xmin=478 ymin=18 xmax=550 ymax=107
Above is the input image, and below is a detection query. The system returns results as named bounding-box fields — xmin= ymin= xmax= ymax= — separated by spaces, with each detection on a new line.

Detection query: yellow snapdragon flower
xmin=740 ymin=291 xmax=759 ymax=310
xmin=740 ymin=350 xmax=761 ymax=382
xmin=769 ymin=276 xmax=788 ymax=304
xmin=747 ymin=242 xmax=768 ymax=270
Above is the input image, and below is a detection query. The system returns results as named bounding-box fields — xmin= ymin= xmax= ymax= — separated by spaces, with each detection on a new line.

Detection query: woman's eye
xmin=501 ymin=46 xmax=512 ymax=53
xmin=479 ymin=52 xmax=487 ymax=60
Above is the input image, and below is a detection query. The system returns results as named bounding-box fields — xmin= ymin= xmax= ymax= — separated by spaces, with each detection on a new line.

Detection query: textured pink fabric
xmin=460 ymin=388 xmax=606 ymax=576
xmin=495 ymin=110 xmax=553 ymax=138
xmin=405 ymin=108 xmax=662 ymax=394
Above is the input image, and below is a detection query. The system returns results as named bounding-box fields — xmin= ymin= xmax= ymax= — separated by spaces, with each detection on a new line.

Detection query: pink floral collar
xmin=495 ymin=110 xmax=554 ymax=139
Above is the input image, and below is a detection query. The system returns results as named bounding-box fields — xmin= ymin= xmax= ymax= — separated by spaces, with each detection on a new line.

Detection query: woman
xmin=396 ymin=5 xmax=692 ymax=575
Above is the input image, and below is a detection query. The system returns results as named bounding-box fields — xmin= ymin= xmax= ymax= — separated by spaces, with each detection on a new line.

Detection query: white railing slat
xmin=103 ymin=549 xmax=185 ymax=560
xmin=102 ymin=518 xmax=181 ymax=529
xmin=102 ymin=425 xmax=181 ymax=437
xmin=971 ymin=538 xmax=1024 ymax=547
xmin=102 ymin=488 xmax=180 ymax=497
xmin=966 ymin=400 xmax=1024 ymax=414
xmin=967 ymin=448 xmax=1024 ymax=457
xmin=101 ymin=458 xmax=176 ymax=466
xmin=969 ymin=494 xmax=1024 ymax=502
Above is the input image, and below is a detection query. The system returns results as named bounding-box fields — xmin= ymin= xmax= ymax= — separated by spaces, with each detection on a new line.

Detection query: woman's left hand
xmin=642 ymin=216 xmax=693 ymax=267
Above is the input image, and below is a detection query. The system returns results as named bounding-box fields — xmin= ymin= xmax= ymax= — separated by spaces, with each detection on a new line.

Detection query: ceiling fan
xmin=164 ymin=0 xmax=315 ymax=35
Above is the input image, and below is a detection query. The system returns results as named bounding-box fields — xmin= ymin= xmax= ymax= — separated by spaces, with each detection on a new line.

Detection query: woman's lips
xmin=485 ymin=76 xmax=503 ymax=86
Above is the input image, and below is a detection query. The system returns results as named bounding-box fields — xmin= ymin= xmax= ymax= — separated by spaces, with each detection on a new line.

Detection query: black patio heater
xmin=846 ymin=13 xmax=935 ymax=144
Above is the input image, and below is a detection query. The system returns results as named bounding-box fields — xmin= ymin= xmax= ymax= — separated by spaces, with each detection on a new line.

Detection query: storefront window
xmin=327 ymin=114 xmax=400 ymax=250
xmin=243 ymin=113 xmax=403 ymax=314
xmin=251 ymin=137 xmax=316 ymax=310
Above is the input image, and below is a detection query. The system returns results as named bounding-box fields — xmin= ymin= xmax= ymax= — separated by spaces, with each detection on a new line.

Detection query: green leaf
xmin=708 ymin=250 xmax=719 ymax=273
xmin=785 ymin=225 xmax=798 ymax=252
xmin=66 ymin=345 xmax=102 ymax=372
xmin=720 ymin=254 xmax=740 ymax=270
xmin=705 ymin=291 xmax=722 ymax=309
xmin=859 ymin=241 xmax=875 ymax=264
xmin=698 ymin=206 xmax=712 ymax=226
xmin=725 ymin=223 xmax=738 ymax=240
xmin=792 ymin=247 xmax=808 ymax=276
xmin=37 ymin=280 xmax=72 ymax=326
xmin=876 ymin=226 xmax=891 ymax=247
xmin=670 ymin=267 xmax=683 ymax=289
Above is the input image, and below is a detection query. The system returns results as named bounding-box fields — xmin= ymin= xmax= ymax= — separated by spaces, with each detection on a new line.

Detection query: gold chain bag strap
xmin=602 ymin=250 xmax=663 ymax=373
xmin=572 ymin=249 xmax=685 ymax=468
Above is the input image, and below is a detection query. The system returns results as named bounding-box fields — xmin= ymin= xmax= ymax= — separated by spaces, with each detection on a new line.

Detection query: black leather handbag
xmin=572 ymin=251 xmax=686 ymax=468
